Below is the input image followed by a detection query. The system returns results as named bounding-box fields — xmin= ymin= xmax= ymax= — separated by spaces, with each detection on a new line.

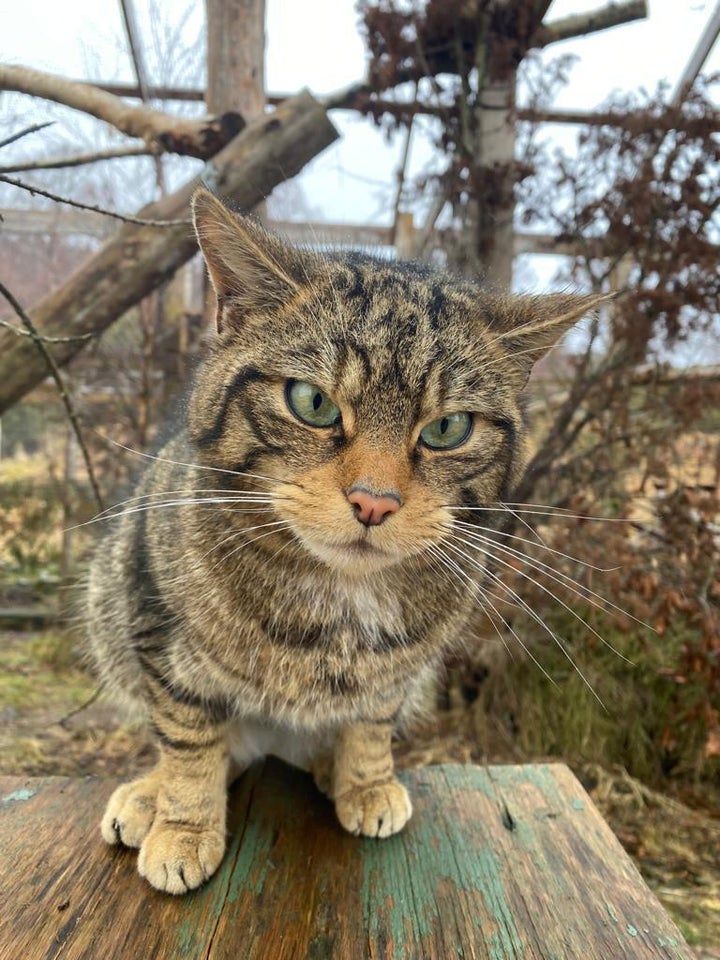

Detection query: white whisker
xmin=442 ymin=537 xmax=606 ymax=708
xmin=68 ymin=496 xmax=280 ymax=530
xmin=429 ymin=543 xmax=558 ymax=683
xmin=448 ymin=523 xmax=648 ymax=636
xmin=452 ymin=518 xmax=618 ymax=573
xmin=445 ymin=502 xmax=633 ymax=523
xmin=95 ymin=433 xmax=303 ymax=488
xmin=449 ymin=530 xmax=632 ymax=663
xmin=207 ymin=521 xmax=293 ymax=572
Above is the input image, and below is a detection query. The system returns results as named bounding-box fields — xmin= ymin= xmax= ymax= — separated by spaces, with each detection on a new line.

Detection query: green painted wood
xmin=0 ymin=761 xmax=691 ymax=960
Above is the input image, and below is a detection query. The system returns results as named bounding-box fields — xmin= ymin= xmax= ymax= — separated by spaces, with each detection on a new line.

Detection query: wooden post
xmin=206 ymin=0 xmax=266 ymax=119
xmin=205 ymin=0 xmax=266 ymax=329
xmin=476 ymin=78 xmax=516 ymax=288
xmin=206 ymin=0 xmax=266 ymax=224
xmin=394 ymin=211 xmax=416 ymax=260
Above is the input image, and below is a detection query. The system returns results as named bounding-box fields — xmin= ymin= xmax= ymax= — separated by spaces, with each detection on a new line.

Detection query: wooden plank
xmin=0 ymin=761 xmax=691 ymax=960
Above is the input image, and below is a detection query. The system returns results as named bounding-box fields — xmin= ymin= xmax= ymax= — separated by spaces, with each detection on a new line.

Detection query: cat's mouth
xmin=344 ymin=539 xmax=387 ymax=556
xmin=299 ymin=532 xmax=402 ymax=572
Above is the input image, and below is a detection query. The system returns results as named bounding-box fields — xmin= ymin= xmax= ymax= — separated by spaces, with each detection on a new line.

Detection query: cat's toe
xmin=335 ymin=779 xmax=412 ymax=838
xmin=101 ymin=777 xmax=158 ymax=848
xmin=137 ymin=822 xmax=226 ymax=895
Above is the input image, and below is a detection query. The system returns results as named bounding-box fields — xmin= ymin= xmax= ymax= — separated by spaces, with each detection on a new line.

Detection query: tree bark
xmin=534 ymin=0 xmax=648 ymax=47
xmin=0 ymin=64 xmax=245 ymax=159
xmin=0 ymin=91 xmax=338 ymax=414
xmin=206 ymin=0 xmax=265 ymax=118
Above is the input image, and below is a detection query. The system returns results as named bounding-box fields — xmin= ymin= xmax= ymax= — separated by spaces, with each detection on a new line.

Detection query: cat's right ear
xmin=192 ymin=188 xmax=310 ymax=334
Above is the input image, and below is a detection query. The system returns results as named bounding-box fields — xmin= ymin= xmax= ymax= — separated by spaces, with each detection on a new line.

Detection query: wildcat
xmin=85 ymin=187 xmax=607 ymax=894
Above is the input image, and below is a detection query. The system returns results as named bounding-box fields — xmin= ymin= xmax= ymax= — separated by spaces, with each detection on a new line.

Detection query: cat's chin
xmin=302 ymin=537 xmax=411 ymax=575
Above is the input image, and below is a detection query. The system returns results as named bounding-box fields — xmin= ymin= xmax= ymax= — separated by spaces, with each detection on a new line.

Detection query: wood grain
xmin=0 ymin=761 xmax=691 ymax=960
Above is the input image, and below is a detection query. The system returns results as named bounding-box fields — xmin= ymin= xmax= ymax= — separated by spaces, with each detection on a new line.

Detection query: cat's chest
xmin=259 ymin=575 xmax=407 ymax=651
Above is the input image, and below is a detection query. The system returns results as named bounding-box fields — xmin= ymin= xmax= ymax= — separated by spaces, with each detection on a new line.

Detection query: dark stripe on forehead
xmin=340 ymin=261 xmax=371 ymax=315
xmin=427 ymin=284 xmax=449 ymax=330
xmin=193 ymin=366 xmax=270 ymax=447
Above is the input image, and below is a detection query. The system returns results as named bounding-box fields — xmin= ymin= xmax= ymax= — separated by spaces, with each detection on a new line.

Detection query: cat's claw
xmin=101 ymin=776 xmax=159 ymax=849
xmin=335 ymin=779 xmax=412 ymax=838
xmin=137 ymin=822 xmax=226 ymax=895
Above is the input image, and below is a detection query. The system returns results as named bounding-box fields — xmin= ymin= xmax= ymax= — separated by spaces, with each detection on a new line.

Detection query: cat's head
xmin=190 ymin=188 xmax=609 ymax=576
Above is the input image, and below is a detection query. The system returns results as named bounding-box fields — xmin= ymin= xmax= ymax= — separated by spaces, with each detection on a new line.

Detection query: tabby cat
xmin=85 ymin=187 xmax=607 ymax=894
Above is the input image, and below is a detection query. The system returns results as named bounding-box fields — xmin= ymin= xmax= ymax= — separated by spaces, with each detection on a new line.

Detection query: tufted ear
xmin=485 ymin=291 xmax=614 ymax=383
xmin=192 ymin=188 xmax=314 ymax=334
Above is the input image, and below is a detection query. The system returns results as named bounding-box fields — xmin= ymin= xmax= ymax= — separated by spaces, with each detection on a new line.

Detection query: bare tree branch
xmin=0 ymin=318 xmax=94 ymax=344
xmin=0 ymin=175 xmax=188 ymax=227
xmin=0 ymin=145 xmax=153 ymax=175
xmin=0 ymin=281 xmax=104 ymax=511
xmin=534 ymin=0 xmax=648 ymax=47
xmin=0 ymin=122 xmax=55 ymax=149
xmin=0 ymin=64 xmax=245 ymax=159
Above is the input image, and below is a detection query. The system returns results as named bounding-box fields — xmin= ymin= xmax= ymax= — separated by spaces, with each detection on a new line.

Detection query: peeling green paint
xmin=571 ymin=798 xmax=585 ymax=811
xmin=606 ymin=903 xmax=620 ymax=923
xmin=627 ymin=924 xmax=638 ymax=937
xmin=359 ymin=768 xmax=524 ymax=959
xmin=226 ymin=817 xmax=274 ymax=901
xmin=1 ymin=788 xmax=35 ymax=804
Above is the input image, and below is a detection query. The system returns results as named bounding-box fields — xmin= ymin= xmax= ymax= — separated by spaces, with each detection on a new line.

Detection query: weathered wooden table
xmin=0 ymin=760 xmax=691 ymax=959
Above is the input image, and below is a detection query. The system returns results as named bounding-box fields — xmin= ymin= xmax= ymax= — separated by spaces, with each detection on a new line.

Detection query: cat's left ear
xmin=490 ymin=291 xmax=614 ymax=383
xmin=192 ymin=187 xmax=314 ymax=334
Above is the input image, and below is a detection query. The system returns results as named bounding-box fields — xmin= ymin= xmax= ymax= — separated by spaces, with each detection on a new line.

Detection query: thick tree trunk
xmin=206 ymin=0 xmax=265 ymax=119
xmin=0 ymin=91 xmax=338 ymax=414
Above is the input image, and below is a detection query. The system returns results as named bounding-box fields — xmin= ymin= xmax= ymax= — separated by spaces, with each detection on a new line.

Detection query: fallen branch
xmin=0 ymin=64 xmax=245 ymax=159
xmin=0 ymin=90 xmax=339 ymax=413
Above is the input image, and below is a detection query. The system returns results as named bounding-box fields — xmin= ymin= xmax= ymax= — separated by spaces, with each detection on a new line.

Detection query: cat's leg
xmin=101 ymin=696 xmax=230 ymax=895
xmin=310 ymin=750 xmax=334 ymax=798
xmin=332 ymin=721 xmax=412 ymax=838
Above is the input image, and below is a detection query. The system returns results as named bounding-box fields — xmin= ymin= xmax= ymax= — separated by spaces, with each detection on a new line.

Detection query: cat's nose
xmin=347 ymin=486 xmax=401 ymax=526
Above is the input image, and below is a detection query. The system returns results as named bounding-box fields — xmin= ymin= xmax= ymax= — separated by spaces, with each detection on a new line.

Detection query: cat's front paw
xmin=335 ymin=779 xmax=412 ymax=838
xmin=138 ymin=822 xmax=226 ymax=895
xmin=101 ymin=775 xmax=159 ymax=848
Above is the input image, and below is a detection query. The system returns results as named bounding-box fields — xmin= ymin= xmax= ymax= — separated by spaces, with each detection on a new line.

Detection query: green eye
xmin=286 ymin=380 xmax=341 ymax=427
xmin=419 ymin=412 xmax=472 ymax=450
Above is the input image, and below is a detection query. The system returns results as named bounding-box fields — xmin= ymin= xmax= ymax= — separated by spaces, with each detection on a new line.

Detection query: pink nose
xmin=347 ymin=487 xmax=401 ymax=526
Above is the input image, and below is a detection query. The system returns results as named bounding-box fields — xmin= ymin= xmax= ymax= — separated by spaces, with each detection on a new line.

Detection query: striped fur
xmin=85 ymin=188 xmax=608 ymax=894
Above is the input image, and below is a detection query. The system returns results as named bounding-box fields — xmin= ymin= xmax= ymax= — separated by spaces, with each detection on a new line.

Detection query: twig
xmin=0 ymin=317 xmax=95 ymax=343
xmin=53 ymin=687 xmax=102 ymax=729
xmin=0 ymin=122 xmax=54 ymax=150
xmin=0 ymin=145 xmax=154 ymax=175
xmin=0 ymin=280 xmax=105 ymax=511
xmin=0 ymin=175 xmax=189 ymax=228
